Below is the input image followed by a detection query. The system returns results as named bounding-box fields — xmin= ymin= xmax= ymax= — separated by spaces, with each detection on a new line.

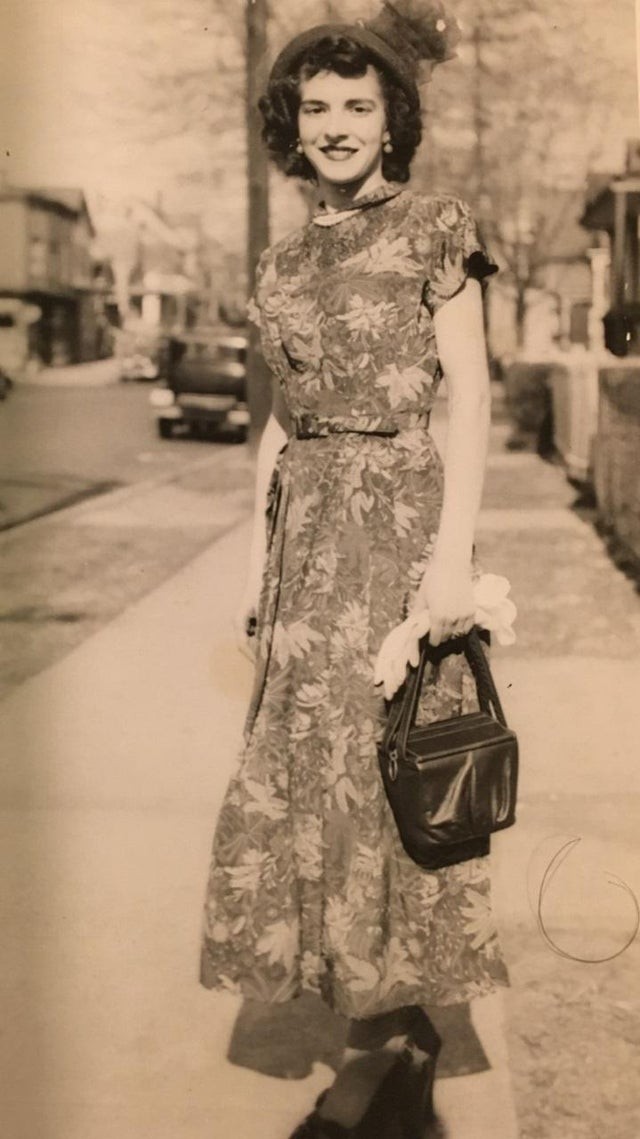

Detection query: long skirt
xmin=200 ymin=427 xmax=508 ymax=1020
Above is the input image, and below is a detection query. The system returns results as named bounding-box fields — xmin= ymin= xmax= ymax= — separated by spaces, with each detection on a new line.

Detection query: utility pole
xmin=471 ymin=14 xmax=487 ymax=213
xmin=246 ymin=0 xmax=271 ymax=444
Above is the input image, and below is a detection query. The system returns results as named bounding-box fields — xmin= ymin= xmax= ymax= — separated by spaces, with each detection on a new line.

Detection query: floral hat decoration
xmin=269 ymin=0 xmax=463 ymax=108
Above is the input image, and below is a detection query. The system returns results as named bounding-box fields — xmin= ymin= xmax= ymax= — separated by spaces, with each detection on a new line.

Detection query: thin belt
xmin=292 ymin=412 xmax=430 ymax=440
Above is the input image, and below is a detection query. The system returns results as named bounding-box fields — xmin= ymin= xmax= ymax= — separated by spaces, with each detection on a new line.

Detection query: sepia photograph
xmin=0 ymin=2 xmax=639 ymax=1137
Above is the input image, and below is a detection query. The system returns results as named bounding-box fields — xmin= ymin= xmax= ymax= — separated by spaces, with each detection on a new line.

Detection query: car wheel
xmin=158 ymin=419 xmax=173 ymax=439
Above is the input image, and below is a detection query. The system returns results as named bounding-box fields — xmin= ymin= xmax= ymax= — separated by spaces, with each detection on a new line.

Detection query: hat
xmin=268 ymin=1 xmax=461 ymax=109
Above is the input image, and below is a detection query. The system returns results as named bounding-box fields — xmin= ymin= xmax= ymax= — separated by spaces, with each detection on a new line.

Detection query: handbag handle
xmin=382 ymin=628 xmax=508 ymax=766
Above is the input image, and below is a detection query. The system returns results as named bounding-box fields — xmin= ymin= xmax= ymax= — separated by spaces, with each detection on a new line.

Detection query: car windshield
xmin=218 ymin=342 xmax=246 ymax=363
xmin=180 ymin=339 xmax=246 ymax=364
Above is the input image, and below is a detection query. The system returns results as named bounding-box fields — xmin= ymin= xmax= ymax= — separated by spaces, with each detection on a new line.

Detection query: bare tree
xmin=86 ymin=0 xmax=636 ymax=352
xmin=417 ymin=0 xmax=637 ymax=345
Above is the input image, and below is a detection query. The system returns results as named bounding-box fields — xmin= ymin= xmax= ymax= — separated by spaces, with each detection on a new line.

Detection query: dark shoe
xmin=288 ymin=1092 xmax=350 ymax=1138
xmin=290 ymin=1055 xmax=406 ymax=1139
xmin=350 ymin=1044 xmax=443 ymax=1139
xmin=288 ymin=1112 xmax=350 ymax=1138
xmin=290 ymin=1011 xmax=443 ymax=1139
xmin=351 ymin=1053 xmax=408 ymax=1139
xmin=399 ymin=1011 xmax=443 ymax=1139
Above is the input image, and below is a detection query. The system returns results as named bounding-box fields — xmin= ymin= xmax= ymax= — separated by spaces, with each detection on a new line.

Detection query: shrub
xmin=504 ymin=361 xmax=553 ymax=433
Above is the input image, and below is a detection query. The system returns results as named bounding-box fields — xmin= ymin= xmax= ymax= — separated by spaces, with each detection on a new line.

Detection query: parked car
xmin=120 ymin=351 xmax=159 ymax=382
xmin=149 ymin=330 xmax=249 ymax=441
xmin=0 ymin=366 xmax=12 ymax=400
xmin=115 ymin=324 xmax=161 ymax=383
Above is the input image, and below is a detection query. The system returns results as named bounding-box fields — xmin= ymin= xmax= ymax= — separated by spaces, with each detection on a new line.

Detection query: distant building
xmin=95 ymin=197 xmax=228 ymax=333
xmin=485 ymin=187 xmax=607 ymax=360
xmin=581 ymin=141 xmax=640 ymax=357
xmin=530 ymin=188 xmax=604 ymax=353
xmin=0 ymin=182 xmax=112 ymax=374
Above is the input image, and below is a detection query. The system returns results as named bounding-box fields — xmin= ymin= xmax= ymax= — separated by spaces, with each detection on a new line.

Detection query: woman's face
xmin=297 ymin=66 xmax=387 ymax=189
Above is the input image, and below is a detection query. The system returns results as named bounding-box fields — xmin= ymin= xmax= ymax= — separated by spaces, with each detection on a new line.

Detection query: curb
xmin=0 ymin=476 xmax=120 ymax=534
xmin=0 ymin=445 xmax=254 ymax=541
xmin=13 ymin=359 xmax=121 ymax=388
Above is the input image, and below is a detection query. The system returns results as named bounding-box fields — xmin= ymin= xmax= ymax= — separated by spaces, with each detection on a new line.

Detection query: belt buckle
xmin=295 ymin=413 xmax=319 ymax=439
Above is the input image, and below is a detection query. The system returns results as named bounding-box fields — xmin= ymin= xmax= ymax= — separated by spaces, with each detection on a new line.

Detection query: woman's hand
xmin=414 ymin=558 xmax=475 ymax=647
xmin=233 ymin=580 xmax=261 ymax=661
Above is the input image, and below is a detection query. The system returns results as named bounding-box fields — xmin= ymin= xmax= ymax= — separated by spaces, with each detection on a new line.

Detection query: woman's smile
xmin=320 ymin=144 xmax=359 ymax=160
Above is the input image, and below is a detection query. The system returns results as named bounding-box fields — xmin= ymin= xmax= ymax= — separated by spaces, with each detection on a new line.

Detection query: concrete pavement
xmin=1 ymin=521 xmax=329 ymax=1139
xmin=1 ymin=412 xmax=640 ymax=1139
xmin=18 ymin=358 xmax=121 ymax=387
xmin=0 ymin=444 xmax=255 ymax=698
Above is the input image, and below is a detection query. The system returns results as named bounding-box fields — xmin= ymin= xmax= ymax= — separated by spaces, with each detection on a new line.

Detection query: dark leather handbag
xmin=378 ymin=628 xmax=518 ymax=870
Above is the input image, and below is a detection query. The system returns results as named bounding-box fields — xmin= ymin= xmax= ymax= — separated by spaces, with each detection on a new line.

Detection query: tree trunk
xmin=246 ymin=0 xmax=271 ymax=446
xmin=471 ymin=17 xmax=487 ymax=207
xmin=515 ymin=284 xmax=527 ymax=349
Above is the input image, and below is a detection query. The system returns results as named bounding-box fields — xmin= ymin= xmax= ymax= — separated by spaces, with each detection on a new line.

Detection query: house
xmin=531 ymin=189 xmax=604 ymax=350
xmin=0 ymin=182 xmax=111 ymax=373
xmin=95 ymin=197 xmax=228 ymax=332
xmin=481 ymin=187 xmax=606 ymax=361
xmin=581 ymin=142 xmax=640 ymax=357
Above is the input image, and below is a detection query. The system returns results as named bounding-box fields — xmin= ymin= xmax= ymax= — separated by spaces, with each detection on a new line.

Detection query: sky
xmin=1 ymin=1 xmax=183 ymax=195
xmin=1 ymin=3 xmax=110 ymax=184
xmin=0 ymin=0 xmax=260 ymax=244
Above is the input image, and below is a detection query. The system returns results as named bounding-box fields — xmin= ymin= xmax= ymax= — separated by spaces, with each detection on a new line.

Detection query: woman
xmin=201 ymin=4 xmax=519 ymax=1136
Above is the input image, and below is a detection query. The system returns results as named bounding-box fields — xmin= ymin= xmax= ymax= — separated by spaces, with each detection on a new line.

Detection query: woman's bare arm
xmin=416 ymin=278 xmax=491 ymax=645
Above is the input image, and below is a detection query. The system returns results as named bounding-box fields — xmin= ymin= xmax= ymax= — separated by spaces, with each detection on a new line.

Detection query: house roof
xmin=0 ymin=184 xmax=95 ymax=234
xmin=586 ymin=172 xmax=615 ymax=203
xmin=534 ymin=188 xmax=594 ymax=265
xmin=581 ymin=172 xmax=640 ymax=231
xmin=33 ymin=188 xmax=86 ymax=213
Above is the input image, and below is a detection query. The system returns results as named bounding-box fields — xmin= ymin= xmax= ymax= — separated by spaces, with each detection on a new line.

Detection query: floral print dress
xmin=200 ymin=185 xmax=509 ymax=1019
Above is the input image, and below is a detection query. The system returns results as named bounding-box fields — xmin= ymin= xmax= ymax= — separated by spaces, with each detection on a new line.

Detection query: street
xmin=0 ymin=379 xmax=235 ymax=496
xmin=0 ymin=377 xmax=254 ymax=698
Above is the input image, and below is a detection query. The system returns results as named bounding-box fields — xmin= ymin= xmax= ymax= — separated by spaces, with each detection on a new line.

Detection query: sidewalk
xmin=1 ymin=414 xmax=639 ymax=1139
xmin=18 ymin=358 xmax=121 ymax=387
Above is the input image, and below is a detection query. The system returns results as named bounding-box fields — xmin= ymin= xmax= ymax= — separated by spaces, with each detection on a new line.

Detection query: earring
xmin=382 ymin=133 xmax=393 ymax=154
xmin=295 ymin=140 xmax=304 ymax=154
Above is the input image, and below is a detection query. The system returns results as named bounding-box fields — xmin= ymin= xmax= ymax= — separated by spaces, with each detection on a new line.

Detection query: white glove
xmin=374 ymin=574 xmax=517 ymax=700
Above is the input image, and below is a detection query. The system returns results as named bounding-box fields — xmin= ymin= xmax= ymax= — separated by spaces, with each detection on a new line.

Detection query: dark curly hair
xmin=258 ymin=35 xmax=422 ymax=184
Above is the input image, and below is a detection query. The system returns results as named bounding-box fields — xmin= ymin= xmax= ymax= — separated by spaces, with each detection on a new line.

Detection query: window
xmin=29 ymin=237 xmax=47 ymax=281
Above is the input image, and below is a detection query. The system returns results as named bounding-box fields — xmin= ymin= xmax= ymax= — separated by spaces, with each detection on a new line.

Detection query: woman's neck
xmin=317 ymin=167 xmax=388 ymax=212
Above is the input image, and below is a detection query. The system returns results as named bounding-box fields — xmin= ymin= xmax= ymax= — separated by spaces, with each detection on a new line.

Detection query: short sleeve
xmin=422 ymin=198 xmax=498 ymax=317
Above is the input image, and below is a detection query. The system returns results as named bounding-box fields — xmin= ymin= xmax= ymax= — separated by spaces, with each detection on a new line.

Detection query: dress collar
xmin=312 ymin=182 xmax=404 ymax=227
